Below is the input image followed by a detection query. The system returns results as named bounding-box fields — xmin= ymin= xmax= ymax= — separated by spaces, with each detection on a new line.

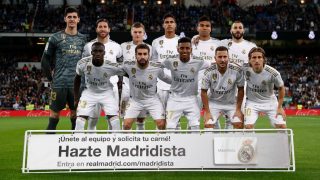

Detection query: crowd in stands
xmin=0 ymin=1 xmax=319 ymax=33
xmin=0 ymin=54 xmax=319 ymax=110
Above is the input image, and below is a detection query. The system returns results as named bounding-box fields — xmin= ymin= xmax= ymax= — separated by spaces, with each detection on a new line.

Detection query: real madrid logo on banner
xmin=87 ymin=65 xmax=92 ymax=75
xmin=228 ymin=78 xmax=232 ymax=85
xmin=190 ymin=67 xmax=195 ymax=74
xmin=238 ymin=139 xmax=255 ymax=163
xmin=109 ymin=50 xmax=113 ymax=55
xmin=131 ymin=68 xmax=136 ymax=78
xmin=159 ymin=40 xmax=163 ymax=48
xmin=148 ymin=74 xmax=153 ymax=80
xmin=173 ymin=61 xmax=178 ymax=71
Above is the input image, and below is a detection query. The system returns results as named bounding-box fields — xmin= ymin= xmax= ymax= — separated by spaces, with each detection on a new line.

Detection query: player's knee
xmin=274 ymin=124 xmax=286 ymax=129
xmin=233 ymin=122 xmax=243 ymax=129
xmin=245 ymin=124 xmax=254 ymax=129
xmin=122 ymin=122 xmax=132 ymax=130
xmin=155 ymin=120 xmax=166 ymax=130
xmin=50 ymin=110 xmax=59 ymax=119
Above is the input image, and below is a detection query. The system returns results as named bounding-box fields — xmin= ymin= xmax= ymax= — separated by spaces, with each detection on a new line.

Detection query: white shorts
xmin=166 ymin=95 xmax=200 ymax=128
xmin=244 ymin=100 xmax=286 ymax=126
xmin=208 ymin=102 xmax=241 ymax=124
xmin=157 ymin=89 xmax=169 ymax=109
xmin=77 ymin=89 xmax=119 ymax=117
xmin=124 ymin=97 xmax=165 ymax=120
xmin=88 ymin=81 xmax=119 ymax=118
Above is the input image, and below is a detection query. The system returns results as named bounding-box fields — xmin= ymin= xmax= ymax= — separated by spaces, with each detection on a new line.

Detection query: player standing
xmin=41 ymin=7 xmax=86 ymax=133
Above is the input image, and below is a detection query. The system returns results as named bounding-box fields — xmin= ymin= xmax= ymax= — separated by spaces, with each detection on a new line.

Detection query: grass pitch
xmin=0 ymin=116 xmax=319 ymax=180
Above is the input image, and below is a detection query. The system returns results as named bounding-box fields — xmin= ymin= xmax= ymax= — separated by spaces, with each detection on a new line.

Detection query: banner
xmin=23 ymin=131 xmax=293 ymax=172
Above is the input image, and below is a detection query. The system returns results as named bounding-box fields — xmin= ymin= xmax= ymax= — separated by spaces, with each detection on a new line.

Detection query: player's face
xmin=96 ymin=22 xmax=110 ymax=39
xmin=215 ymin=50 xmax=229 ymax=69
xmin=231 ymin=22 xmax=244 ymax=40
xmin=163 ymin=17 xmax=176 ymax=33
xmin=197 ymin=21 xmax=211 ymax=37
xmin=178 ymin=42 xmax=192 ymax=62
xmin=64 ymin=12 xmax=80 ymax=28
xmin=91 ymin=45 xmax=105 ymax=66
xmin=131 ymin=27 xmax=145 ymax=43
xmin=136 ymin=48 xmax=149 ymax=67
xmin=249 ymin=52 xmax=264 ymax=73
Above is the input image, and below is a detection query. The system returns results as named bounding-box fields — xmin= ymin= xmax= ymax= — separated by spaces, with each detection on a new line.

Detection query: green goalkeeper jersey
xmin=41 ymin=30 xmax=86 ymax=88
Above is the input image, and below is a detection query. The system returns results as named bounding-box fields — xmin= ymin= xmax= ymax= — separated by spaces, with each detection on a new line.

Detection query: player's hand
xmin=276 ymin=107 xmax=286 ymax=121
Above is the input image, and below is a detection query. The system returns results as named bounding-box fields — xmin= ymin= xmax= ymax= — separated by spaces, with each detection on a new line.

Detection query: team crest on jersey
xmin=190 ymin=67 xmax=195 ymax=74
xmin=212 ymin=73 xmax=217 ymax=80
xmin=103 ymin=72 xmax=108 ymax=78
xmin=228 ymin=41 xmax=232 ymax=47
xmin=131 ymin=68 xmax=136 ymax=78
xmin=87 ymin=65 xmax=92 ymax=75
xmin=173 ymin=61 xmax=178 ymax=71
xmin=109 ymin=50 xmax=113 ymax=55
xmin=245 ymin=71 xmax=250 ymax=80
xmin=159 ymin=40 xmax=164 ymax=48
xmin=126 ymin=44 xmax=131 ymax=50
xmin=228 ymin=78 xmax=233 ymax=85
xmin=261 ymin=80 xmax=266 ymax=86
xmin=61 ymin=33 xmax=66 ymax=42
xmin=242 ymin=49 xmax=246 ymax=54
xmin=148 ymin=74 xmax=153 ymax=80
xmin=238 ymin=139 xmax=255 ymax=163
xmin=210 ymin=46 xmax=214 ymax=51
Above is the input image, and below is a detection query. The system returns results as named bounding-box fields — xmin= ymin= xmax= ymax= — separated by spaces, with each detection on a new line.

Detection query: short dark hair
xmin=135 ymin=44 xmax=150 ymax=54
xmin=96 ymin=18 xmax=109 ymax=27
xmin=131 ymin=22 xmax=145 ymax=31
xmin=178 ymin=37 xmax=191 ymax=44
xmin=198 ymin=15 xmax=211 ymax=23
xmin=215 ymin=46 xmax=228 ymax=54
xmin=163 ymin=13 xmax=176 ymax=22
xmin=92 ymin=42 xmax=105 ymax=49
xmin=64 ymin=7 xmax=79 ymax=17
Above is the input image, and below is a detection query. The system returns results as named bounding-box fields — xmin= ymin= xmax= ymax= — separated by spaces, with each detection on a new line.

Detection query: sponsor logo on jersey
xmin=238 ymin=139 xmax=255 ymax=163
xmin=173 ymin=61 xmax=178 ymax=71
xmin=131 ymin=68 xmax=136 ymax=78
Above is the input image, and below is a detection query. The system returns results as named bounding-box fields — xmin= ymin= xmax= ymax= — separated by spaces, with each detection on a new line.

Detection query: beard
xmin=138 ymin=58 xmax=148 ymax=67
xmin=231 ymin=32 xmax=244 ymax=40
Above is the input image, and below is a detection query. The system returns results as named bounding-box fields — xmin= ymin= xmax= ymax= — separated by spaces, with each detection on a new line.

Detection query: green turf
xmin=0 ymin=116 xmax=319 ymax=180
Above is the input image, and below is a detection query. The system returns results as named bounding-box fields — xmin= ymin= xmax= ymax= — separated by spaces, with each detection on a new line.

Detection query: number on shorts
xmin=245 ymin=108 xmax=252 ymax=116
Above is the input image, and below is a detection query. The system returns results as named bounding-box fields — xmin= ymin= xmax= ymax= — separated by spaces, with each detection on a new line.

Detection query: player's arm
xmin=277 ymin=86 xmax=286 ymax=120
xmin=41 ymin=37 xmax=55 ymax=81
xmin=200 ymin=60 xmax=211 ymax=70
xmin=158 ymin=68 xmax=172 ymax=84
xmin=235 ymin=86 xmax=244 ymax=120
xmin=201 ymin=89 xmax=212 ymax=123
xmin=151 ymin=40 xmax=158 ymax=62
xmin=74 ymin=74 xmax=81 ymax=110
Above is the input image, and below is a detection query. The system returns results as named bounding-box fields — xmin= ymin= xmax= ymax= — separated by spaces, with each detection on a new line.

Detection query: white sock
xmin=136 ymin=122 xmax=145 ymax=130
xmin=108 ymin=116 xmax=121 ymax=130
xmin=75 ymin=117 xmax=86 ymax=131
xmin=87 ymin=117 xmax=98 ymax=130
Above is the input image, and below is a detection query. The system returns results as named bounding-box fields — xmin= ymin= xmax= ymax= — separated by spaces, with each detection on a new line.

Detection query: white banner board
xmin=23 ymin=130 xmax=294 ymax=172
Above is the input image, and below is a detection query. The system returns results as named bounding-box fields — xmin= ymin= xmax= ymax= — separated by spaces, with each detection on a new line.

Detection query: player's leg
xmin=266 ymin=102 xmax=287 ymax=129
xmin=205 ymin=103 xmax=221 ymax=131
xmin=46 ymin=88 xmax=67 ymax=133
xmin=67 ymin=88 xmax=77 ymax=130
xmin=74 ymin=90 xmax=97 ymax=131
xmin=244 ymin=102 xmax=259 ymax=129
xmin=227 ymin=109 xmax=243 ymax=129
xmin=184 ymin=98 xmax=201 ymax=133
xmin=101 ymin=89 xmax=121 ymax=130
xmin=136 ymin=111 xmax=146 ymax=130
xmin=166 ymin=98 xmax=183 ymax=132
xmin=147 ymin=97 xmax=166 ymax=130
xmin=123 ymin=99 xmax=143 ymax=130
xmin=158 ymin=90 xmax=181 ymax=130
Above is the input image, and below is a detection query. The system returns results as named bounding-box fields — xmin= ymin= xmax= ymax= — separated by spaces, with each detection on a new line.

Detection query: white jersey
xmin=219 ymin=39 xmax=256 ymax=66
xmin=82 ymin=38 xmax=123 ymax=84
xmin=192 ymin=37 xmax=220 ymax=90
xmin=243 ymin=64 xmax=284 ymax=103
xmin=162 ymin=57 xmax=210 ymax=97
xmin=121 ymin=41 xmax=152 ymax=88
xmin=121 ymin=61 xmax=171 ymax=101
xmin=151 ymin=35 xmax=180 ymax=90
xmin=201 ymin=63 xmax=244 ymax=104
xmin=76 ymin=57 xmax=122 ymax=93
